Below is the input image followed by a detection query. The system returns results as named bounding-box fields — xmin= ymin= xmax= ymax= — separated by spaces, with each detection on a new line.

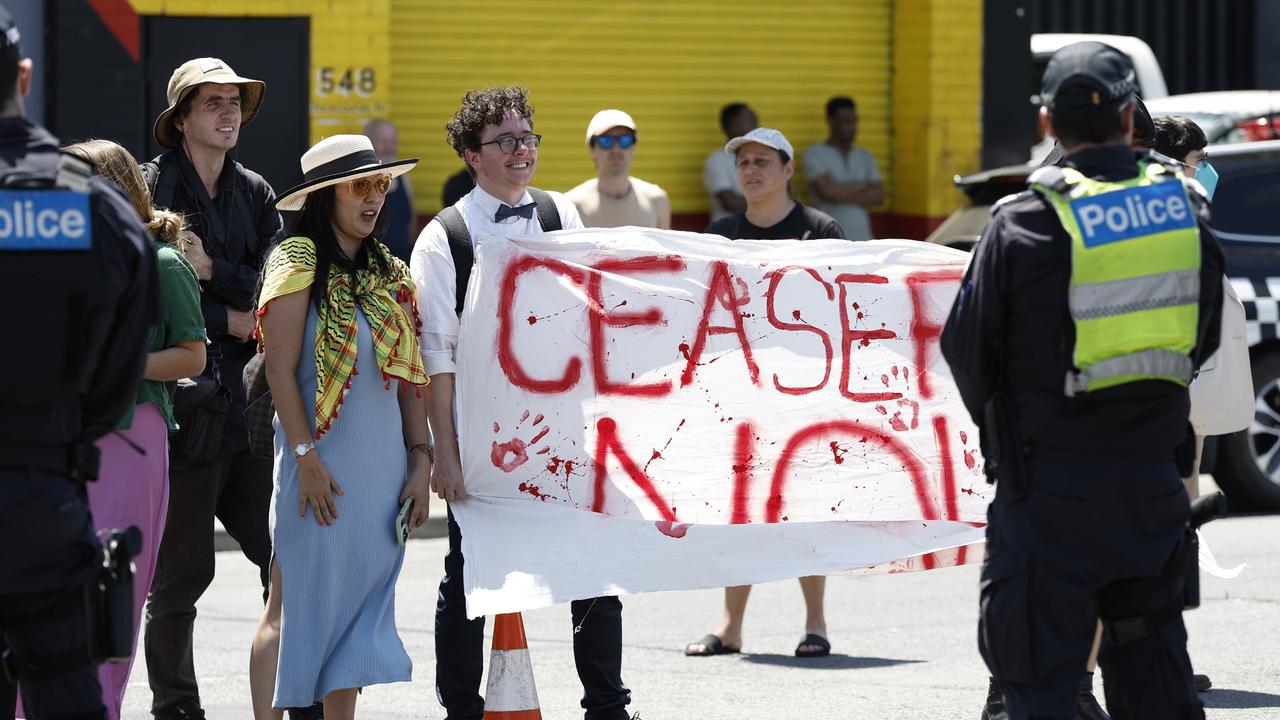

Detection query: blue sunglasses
xmin=594 ymin=133 xmax=636 ymax=150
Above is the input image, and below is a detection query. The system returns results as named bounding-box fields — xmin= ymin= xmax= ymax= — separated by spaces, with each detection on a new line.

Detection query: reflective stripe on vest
xmin=1032 ymin=160 xmax=1200 ymax=395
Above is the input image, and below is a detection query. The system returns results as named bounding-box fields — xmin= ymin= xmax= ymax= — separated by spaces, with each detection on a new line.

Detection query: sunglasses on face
xmin=594 ymin=133 xmax=636 ymax=150
xmin=348 ymin=174 xmax=392 ymax=197
xmin=475 ymin=133 xmax=542 ymax=154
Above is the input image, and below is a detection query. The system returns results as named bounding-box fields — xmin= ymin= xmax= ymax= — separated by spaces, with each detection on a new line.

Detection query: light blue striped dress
xmin=270 ymin=307 xmax=412 ymax=707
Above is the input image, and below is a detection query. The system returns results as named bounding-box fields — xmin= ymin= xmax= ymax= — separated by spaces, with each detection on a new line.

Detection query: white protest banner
xmin=453 ymin=228 xmax=990 ymax=618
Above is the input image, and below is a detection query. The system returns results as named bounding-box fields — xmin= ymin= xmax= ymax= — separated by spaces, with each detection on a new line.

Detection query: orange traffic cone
xmin=483 ymin=612 xmax=543 ymax=719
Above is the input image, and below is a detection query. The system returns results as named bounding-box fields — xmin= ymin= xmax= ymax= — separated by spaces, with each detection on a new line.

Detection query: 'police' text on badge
xmin=1070 ymin=183 xmax=1195 ymax=249
xmin=0 ymin=189 xmax=91 ymax=251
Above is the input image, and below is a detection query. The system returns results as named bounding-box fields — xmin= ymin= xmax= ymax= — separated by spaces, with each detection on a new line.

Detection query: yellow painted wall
xmin=891 ymin=0 xmax=983 ymax=222
xmin=128 ymin=0 xmax=393 ymax=144
xmin=390 ymin=0 xmax=892 ymax=215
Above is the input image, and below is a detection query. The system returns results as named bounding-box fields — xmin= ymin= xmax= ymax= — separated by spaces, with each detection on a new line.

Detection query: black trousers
xmin=144 ymin=449 xmax=272 ymax=714
xmin=435 ymin=509 xmax=630 ymax=720
xmin=0 ymin=469 xmax=105 ymax=720
xmin=979 ymin=454 xmax=1204 ymax=720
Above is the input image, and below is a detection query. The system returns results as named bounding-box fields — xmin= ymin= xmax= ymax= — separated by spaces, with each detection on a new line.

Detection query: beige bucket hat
xmin=153 ymin=57 xmax=265 ymax=149
xmin=275 ymin=135 xmax=418 ymax=212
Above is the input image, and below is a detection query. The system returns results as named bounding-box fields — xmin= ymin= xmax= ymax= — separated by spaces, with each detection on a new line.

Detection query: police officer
xmin=941 ymin=41 xmax=1222 ymax=720
xmin=0 ymin=5 xmax=158 ymax=718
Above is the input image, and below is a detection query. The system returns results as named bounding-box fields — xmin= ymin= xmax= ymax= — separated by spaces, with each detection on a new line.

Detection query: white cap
xmin=725 ymin=127 xmax=794 ymax=160
xmin=585 ymin=109 xmax=637 ymax=145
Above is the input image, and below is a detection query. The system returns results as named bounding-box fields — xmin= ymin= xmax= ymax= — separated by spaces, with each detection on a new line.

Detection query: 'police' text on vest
xmin=1070 ymin=182 xmax=1195 ymax=249
xmin=0 ymin=190 xmax=90 ymax=251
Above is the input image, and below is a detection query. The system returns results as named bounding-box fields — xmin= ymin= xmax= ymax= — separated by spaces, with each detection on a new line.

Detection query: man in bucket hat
xmin=140 ymin=57 xmax=289 ymax=720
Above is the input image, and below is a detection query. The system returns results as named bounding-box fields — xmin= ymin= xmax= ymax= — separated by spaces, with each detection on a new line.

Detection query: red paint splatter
xmin=856 ymin=312 xmax=865 ymax=320
xmin=533 ymin=414 xmax=544 ymax=425
xmin=678 ymin=343 xmax=691 ymax=361
xmin=791 ymin=309 xmax=802 ymax=321
xmin=536 ymin=447 xmax=551 ymax=455
xmin=960 ymin=486 xmax=977 ymax=496
xmin=892 ymin=366 xmax=899 ymax=378
xmin=875 ymin=405 xmax=888 ymax=415
xmin=518 ymin=482 xmax=550 ymax=500
xmin=643 ymin=449 xmax=664 ymax=474
xmin=655 ymin=521 xmax=691 ymax=539
xmin=829 ymin=441 xmax=847 ymax=465
xmin=959 ymin=430 xmax=968 ymax=444
xmin=491 ymin=438 xmax=529 ymax=472
xmin=904 ymin=367 xmax=910 ymax=382
xmin=520 ymin=410 xmax=530 ymax=423
xmin=677 ymin=418 xmax=687 ymax=431
xmin=546 ymin=456 xmax=563 ymax=474
xmin=852 ymin=302 xmax=860 ymax=310
xmin=530 ymin=426 xmax=550 ymax=444
xmin=897 ymin=398 xmax=920 ymax=429
xmin=527 ymin=315 xmax=538 ymax=325
xmin=964 ymin=450 xmax=977 ymax=470
xmin=493 ymin=422 xmax=500 ymax=433
xmin=880 ymin=374 xmax=890 ymax=387
xmin=563 ymin=459 xmax=576 ymax=479
xmin=889 ymin=413 xmax=909 ymax=432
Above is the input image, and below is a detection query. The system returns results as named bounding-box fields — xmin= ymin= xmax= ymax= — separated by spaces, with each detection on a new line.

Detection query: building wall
xmin=390 ymin=0 xmax=894 ymax=227
xmin=128 ymin=0 xmax=392 ymax=144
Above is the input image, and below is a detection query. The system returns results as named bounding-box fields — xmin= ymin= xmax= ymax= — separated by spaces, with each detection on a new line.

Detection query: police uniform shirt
xmin=940 ymin=144 xmax=1224 ymax=457
xmin=410 ymin=184 xmax=584 ymax=376
xmin=0 ymin=117 xmax=159 ymax=443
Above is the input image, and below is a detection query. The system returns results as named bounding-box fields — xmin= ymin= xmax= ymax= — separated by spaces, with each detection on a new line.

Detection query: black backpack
xmin=434 ymin=187 xmax=561 ymax=315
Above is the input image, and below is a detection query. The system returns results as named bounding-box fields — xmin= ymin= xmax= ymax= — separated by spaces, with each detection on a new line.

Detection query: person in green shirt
xmin=61 ymin=139 xmax=207 ymax=720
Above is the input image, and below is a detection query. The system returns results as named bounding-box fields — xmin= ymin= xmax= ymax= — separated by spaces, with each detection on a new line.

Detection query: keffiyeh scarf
xmin=256 ymin=235 xmax=428 ymax=439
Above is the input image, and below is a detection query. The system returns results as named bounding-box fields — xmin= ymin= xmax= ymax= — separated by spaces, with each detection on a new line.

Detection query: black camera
xmin=85 ymin=526 xmax=142 ymax=663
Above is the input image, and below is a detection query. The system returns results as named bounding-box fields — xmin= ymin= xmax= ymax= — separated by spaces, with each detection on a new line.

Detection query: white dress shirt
xmin=410 ymin=184 xmax=584 ymax=376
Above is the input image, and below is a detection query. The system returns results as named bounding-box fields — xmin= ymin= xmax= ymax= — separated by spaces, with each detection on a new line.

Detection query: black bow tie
xmin=495 ymin=202 xmax=536 ymax=222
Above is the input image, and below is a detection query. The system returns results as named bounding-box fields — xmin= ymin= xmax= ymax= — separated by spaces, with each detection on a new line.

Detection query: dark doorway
xmin=144 ymin=16 xmax=308 ymax=196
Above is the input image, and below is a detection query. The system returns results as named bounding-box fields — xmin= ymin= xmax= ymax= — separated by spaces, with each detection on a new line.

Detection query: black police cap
xmin=1041 ymin=41 xmax=1136 ymax=111
xmin=0 ymin=4 xmax=19 ymax=53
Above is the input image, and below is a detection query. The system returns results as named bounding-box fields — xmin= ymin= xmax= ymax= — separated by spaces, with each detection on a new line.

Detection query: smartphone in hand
xmin=395 ymin=497 xmax=413 ymax=545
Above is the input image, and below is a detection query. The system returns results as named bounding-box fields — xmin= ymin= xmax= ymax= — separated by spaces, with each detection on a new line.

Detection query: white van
xmin=1031 ymin=33 xmax=1169 ymax=100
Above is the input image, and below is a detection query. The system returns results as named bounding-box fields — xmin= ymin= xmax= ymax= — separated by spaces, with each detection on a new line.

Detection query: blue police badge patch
xmin=0 ymin=189 xmax=91 ymax=251
xmin=1069 ymin=182 xmax=1195 ymax=249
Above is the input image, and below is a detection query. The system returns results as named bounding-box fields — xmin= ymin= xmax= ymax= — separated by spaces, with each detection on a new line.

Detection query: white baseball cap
xmin=585 ymin=109 xmax=637 ymax=145
xmin=725 ymin=127 xmax=794 ymax=160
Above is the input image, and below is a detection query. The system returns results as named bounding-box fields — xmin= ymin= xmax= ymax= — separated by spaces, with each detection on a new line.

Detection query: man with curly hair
xmin=409 ymin=86 xmax=633 ymax=720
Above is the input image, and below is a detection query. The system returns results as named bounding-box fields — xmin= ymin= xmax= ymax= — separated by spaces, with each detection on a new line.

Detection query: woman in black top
xmin=689 ymin=128 xmax=844 ymax=660
xmin=706 ymin=127 xmax=845 ymax=242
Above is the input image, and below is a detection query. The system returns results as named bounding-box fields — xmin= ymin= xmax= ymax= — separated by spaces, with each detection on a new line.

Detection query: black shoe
xmin=288 ymin=702 xmax=326 ymax=719
xmin=1076 ymin=675 xmax=1110 ymax=720
xmin=154 ymin=700 xmax=206 ymax=720
xmin=1193 ymin=673 xmax=1212 ymax=692
xmin=981 ymin=676 xmax=1008 ymax=720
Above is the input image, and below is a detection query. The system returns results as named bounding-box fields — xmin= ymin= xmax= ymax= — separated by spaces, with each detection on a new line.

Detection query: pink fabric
xmin=15 ymin=403 xmax=171 ymax=720
xmin=91 ymin=402 xmax=170 ymax=720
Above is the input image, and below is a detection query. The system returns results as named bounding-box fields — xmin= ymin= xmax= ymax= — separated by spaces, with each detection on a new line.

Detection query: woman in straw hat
xmin=56 ymin=138 xmax=207 ymax=720
xmin=249 ymin=135 xmax=431 ymax=719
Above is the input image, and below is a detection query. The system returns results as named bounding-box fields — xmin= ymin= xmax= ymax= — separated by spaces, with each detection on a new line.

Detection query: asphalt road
xmin=119 ymin=504 xmax=1280 ymax=719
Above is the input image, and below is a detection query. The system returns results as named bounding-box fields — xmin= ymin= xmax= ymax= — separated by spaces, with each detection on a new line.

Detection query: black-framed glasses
xmin=475 ymin=133 xmax=541 ymax=154
xmin=594 ymin=133 xmax=636 ymax=150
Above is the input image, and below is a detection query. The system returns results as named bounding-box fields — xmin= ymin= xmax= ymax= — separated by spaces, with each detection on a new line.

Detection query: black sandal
xmin=795 ymin=633 xmax=831 ymax=658
xmin=685 ymin=633 xmax=741 ymax=656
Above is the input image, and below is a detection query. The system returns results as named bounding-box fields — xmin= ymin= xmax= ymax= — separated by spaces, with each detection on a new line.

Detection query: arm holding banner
xmin=425 ymin=373 xmax=466 ymax=502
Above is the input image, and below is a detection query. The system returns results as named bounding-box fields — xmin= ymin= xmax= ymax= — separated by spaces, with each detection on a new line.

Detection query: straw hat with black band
xmin=275 ymin=135 xmax=418 ymax=212
xmin=153 ymin=57 xmax=265 ymax=149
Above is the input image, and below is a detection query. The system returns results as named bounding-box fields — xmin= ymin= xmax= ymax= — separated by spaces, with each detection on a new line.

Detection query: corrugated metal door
xmin=391 ymin=0 xmax=892 ymax=216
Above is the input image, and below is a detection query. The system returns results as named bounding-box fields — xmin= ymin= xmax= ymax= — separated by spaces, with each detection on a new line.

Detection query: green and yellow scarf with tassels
xmin=255 ymin=235 xmax=429 ymax=439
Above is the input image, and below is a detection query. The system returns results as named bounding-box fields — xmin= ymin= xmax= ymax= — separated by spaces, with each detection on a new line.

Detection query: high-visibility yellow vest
xmin=1029 ymin=160 xmax=1201 ymax=396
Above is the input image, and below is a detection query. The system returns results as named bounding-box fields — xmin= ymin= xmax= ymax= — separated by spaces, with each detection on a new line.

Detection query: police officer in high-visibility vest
xmin=941 ymin=41 xmax=1222 ymax=720
xmin=0 ymin=4 xmax=158 ymax=718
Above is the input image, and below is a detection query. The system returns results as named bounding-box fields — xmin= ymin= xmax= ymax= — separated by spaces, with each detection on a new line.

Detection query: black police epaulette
xmin=54 ymin=153 xmax=93 ymax=193
xmin=990 ymin=190 xmax=1034 ymax=215
xmin=1027 ymin=165 xmax=1070 ymax=193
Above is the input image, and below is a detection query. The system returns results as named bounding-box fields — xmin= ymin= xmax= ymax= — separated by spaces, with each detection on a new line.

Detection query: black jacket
xmin=143 ymin=149 xmax=284 ymax=452
xmin=0 ymin=117 xmax=158 ymax=446
xmin=941 ymin=145 xmax=1225 ymax=458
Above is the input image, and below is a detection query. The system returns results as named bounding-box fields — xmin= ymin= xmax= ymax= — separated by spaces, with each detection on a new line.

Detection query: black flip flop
xmin=795 ymin=633 xmax=831 ymax=658
xmin=685 ymin=633 xmax=741 ymax=656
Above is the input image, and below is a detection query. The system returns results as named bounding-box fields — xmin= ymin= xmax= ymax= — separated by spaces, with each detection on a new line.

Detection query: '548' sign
xmin=315 ymin=67 xmax=376 ymax=97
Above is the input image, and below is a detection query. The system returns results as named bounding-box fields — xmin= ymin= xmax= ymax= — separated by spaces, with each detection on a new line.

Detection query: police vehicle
xmin=927 ymin=139 xmax=1280 ymax=512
